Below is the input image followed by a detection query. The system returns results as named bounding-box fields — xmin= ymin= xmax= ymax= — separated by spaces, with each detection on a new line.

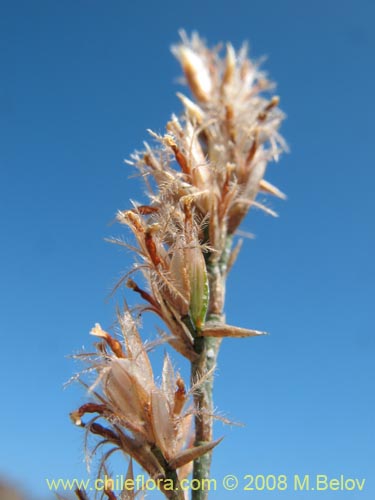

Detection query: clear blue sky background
xmin=1 ymin=0 xmax=374 ymax=498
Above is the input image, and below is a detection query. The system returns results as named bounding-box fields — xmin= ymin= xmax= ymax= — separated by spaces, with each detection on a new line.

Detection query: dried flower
xmin=127 ymin=31 xmax=286 ymax=260
xmin=71 ymin=31 xmax=286 ymax=500
xmin=71 ymin=317 xmax=220 ymax=494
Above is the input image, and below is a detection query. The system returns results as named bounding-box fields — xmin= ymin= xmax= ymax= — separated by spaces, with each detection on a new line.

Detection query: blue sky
xmin=1 ymin=0 xmax=374 ymax=498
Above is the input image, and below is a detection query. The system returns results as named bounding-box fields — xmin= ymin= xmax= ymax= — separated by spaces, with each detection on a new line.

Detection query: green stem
xmin=152 ymin=448 xmax=185 ymax=500
xmin=191 ymin=236 xmax=232 ymax=500
xmin=160 ymin=467 xmax=185 ymax=500
xmin=191 ymin=332 xmax=222 ymax=500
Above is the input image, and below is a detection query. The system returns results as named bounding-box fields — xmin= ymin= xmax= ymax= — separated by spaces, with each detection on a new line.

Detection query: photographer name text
xmin=220 ymin=473 xmax=366 ymax=492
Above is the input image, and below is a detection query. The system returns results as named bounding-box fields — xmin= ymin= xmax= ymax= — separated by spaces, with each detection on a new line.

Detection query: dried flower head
xmin=127 ymin=31 xmax=286 ymax=258
xmin=71 ymin=31 xmax=286 ymax=500
xmin=71 ymin=316 xmax=220 ymax=495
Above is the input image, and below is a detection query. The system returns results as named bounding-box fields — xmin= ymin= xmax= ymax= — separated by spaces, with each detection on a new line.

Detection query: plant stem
xmin=191 ymin=333 xmax=222 ymax=500
xmin=191 ymin=236 xmax=232 ymax=500
xmin=153 ymin=448 xmax=185 ymax=500
xmin=160 ymin=468 xmax=185 ymax=500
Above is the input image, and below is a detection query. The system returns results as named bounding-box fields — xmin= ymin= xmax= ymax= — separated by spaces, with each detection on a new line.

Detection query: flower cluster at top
xmin=117 ymin=31 xmax=286 ymax=356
